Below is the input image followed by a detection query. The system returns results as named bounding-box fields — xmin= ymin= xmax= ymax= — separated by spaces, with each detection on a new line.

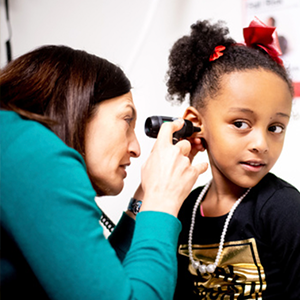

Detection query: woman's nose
xmin=129 ymin=132 xmax=141 ymax=158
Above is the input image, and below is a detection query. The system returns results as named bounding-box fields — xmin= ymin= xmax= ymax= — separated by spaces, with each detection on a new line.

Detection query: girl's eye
xmin=269 ymin=125 xmax=284 ymax=133
xmin=233 ymin=121 xmax=249 ymax=130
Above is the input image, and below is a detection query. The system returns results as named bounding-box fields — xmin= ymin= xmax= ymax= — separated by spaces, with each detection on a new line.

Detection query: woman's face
xmin=199 ymin=70 xmax=292 ymax=190
xmin=84 ymin=92 xmax=141 ymax=196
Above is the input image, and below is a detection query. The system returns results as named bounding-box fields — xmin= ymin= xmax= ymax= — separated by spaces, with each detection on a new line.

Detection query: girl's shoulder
xmin=178 ymin=185 xmax=205 ymax=222
xmin=182 ymin=185 xmax=204 ymax=206
xmin=250 ymin=173 xmax=300 ymax=229
xmin=253 ymin=172 xmax=300 ymax=207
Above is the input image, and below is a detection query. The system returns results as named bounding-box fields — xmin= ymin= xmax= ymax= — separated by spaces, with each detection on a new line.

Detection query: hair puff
xmin=166 ymin=20 xmax=235 ymax=103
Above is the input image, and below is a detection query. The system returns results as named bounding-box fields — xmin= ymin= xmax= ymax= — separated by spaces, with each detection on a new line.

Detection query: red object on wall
xmin=294 ymin=82 xmax=300 ymax=98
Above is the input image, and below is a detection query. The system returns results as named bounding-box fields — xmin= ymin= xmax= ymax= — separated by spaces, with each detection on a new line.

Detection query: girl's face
xmin=84 ymin=92 xmax=141 ymax=196
xmin=200 ymin=70 xmax=292 ymax=189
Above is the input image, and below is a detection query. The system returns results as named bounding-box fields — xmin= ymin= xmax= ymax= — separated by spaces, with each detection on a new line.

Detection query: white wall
xmin=1 ymin=0 xmax=299 ymax=225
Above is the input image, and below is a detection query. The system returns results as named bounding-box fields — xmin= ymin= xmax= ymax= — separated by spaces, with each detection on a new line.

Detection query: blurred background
xmin=1 ymin=0 xmax=299 ymax=227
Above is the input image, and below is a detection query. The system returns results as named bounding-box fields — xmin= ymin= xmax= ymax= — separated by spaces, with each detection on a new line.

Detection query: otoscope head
xmin=144 ymin=116 xmax=201 ymax=143
xmin=144 ymin=116 xmax=168 ymax=138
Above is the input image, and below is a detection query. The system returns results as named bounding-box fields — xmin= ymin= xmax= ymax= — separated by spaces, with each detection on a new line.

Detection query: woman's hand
xmin=140 ymin=119 xmax=208 ymax=217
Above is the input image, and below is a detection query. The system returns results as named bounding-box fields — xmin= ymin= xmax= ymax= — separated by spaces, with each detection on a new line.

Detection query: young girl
xmin=166 ymin=18 xmax=300 ymax=299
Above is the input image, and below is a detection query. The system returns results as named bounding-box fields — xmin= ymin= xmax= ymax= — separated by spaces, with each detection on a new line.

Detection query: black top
xmin=174 ymin=173 xmax=300 ymax=299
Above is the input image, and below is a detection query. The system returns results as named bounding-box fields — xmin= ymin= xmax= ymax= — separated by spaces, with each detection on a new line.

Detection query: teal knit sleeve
xmin=0 ymin=112 xmax=181 ymax=300
xmin=124 ymin=212 xmax=182 ymax=299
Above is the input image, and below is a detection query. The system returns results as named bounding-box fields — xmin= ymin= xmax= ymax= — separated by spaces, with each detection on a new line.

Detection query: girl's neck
xmin=201 ymin=179 xmax=248 ymax=217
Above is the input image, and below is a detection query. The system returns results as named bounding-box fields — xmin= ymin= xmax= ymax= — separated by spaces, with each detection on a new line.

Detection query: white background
xmin=1 ymin=0 xmax=299 ymax=226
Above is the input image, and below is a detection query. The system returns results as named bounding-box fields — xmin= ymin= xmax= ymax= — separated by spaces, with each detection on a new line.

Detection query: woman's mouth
xmin=119 ymin=163 xmax=130 ymax=178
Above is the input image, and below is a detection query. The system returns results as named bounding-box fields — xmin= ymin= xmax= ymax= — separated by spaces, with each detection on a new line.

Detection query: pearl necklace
xmin=188 ymin=181 xmax=251 ymax=274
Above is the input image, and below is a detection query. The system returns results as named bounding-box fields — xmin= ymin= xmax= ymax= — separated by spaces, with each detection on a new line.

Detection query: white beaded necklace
xmin=188 ymin=180 xmax=251 ymax=274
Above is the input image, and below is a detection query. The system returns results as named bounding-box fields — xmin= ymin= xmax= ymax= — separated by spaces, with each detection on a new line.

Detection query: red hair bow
xmin=243 ymin=16 xmax=283 ymax=66
xmin=209 ymin=45 xmax=226 ymax=62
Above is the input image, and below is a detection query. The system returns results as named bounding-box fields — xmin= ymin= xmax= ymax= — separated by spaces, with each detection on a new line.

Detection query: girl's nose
xmin=249 ymin=129 xmax=269 ymax=154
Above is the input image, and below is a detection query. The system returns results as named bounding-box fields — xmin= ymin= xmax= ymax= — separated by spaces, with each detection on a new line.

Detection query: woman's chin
xmin=96 ymin=182 xmax=124 ymax=196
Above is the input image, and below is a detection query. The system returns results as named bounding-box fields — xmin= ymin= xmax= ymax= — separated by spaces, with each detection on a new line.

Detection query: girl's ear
xmin=182 ymin=106 xmax=207 ymax=151
xmin=182 ymin=106 xmax=203 ymax=135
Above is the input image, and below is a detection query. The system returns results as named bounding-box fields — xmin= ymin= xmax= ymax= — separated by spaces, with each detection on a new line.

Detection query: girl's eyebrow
xmin=276 ymin=112 xmax=290 ymax=119
xmin=228 ymin=107 xmax=254 ymax=114
xmin=228 ymin=108 xmax=290 ymax=119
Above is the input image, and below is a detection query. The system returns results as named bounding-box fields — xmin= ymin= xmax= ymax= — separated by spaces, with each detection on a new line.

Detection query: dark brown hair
xmin=0 ymin=45 xmax=131 ymax=155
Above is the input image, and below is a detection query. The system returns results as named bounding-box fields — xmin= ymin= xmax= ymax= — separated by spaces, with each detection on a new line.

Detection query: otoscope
xmin=144 ymin=116 xmax=201 ymax=144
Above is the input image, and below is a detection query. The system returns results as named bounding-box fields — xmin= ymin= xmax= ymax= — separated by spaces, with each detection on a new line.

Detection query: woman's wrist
xmin=127 ymin=197 xmax=142 ymax=215
xmin=126 ymin=197 xmax=142 ymax=220
xmin=125 ymin=210 xmax=137 ymax=220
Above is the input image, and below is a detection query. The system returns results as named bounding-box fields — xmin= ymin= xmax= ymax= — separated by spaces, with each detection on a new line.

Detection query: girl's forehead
xmin=203 ymin=70 xmax=292 ymax=116
xmin=219 ymin=70 xmax=291 ymax=101
xmin=220 ymin=69 xmax=288 ymax=90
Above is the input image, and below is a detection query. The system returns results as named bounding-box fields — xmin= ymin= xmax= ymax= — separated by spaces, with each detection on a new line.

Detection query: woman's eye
xmin=125 ymin=117 xmax=133 ymax=125
xmin=233 ymin=121 xmax=249 ymax=129
xmin=269 ymin=125 xmax=284 ymax=133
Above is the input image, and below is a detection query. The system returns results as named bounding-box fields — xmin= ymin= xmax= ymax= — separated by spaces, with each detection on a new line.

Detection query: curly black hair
xmin=166 ymin=20 xmax=293 ymax=108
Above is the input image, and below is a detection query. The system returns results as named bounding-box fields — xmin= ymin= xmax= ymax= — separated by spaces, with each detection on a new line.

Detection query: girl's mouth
xmin=240 ymin=161 xmax=266 ymax=172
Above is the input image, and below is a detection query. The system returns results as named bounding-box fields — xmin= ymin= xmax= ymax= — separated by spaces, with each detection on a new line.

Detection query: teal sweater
xmin=0 ymin=111 xmax=182 ymax=300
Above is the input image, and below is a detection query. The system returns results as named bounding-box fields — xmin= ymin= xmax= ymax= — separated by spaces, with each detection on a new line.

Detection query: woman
xmin=0 ymin=45 xmax=207 ymax=299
